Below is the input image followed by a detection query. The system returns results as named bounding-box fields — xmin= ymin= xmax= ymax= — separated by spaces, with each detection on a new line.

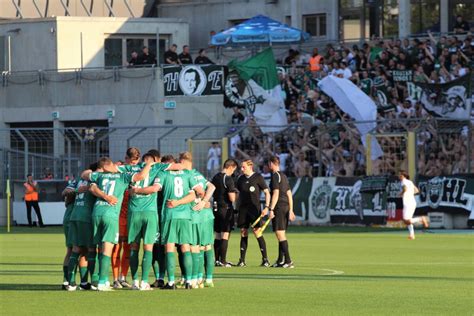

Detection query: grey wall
xmin=157 ymin=0 xmax=338 ymax=50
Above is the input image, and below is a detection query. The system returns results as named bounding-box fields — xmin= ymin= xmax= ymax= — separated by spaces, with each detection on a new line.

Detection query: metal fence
xmin=1 ymin=119 xmax=472 ymax=198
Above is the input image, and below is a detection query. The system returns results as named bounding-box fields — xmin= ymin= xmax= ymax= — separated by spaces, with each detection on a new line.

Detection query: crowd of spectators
xmin=229 ymin=31 xmax=473 ymax=178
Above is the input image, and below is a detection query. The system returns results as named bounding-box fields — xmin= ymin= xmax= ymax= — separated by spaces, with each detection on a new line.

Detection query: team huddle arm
xmin=81 ymin=169 xmax=92 ymax=180
xmin=131 ymin=184 xmax=160 ymax=195
xmin=193 ymin=182 xmax=216 ymax=211
xmin=89 ymin=184 xmax=117 ymax=206
xmin=132 ymin=161 xmax=153 ymax=182
xmin=167 ymin=190 xmax=196 ymax=209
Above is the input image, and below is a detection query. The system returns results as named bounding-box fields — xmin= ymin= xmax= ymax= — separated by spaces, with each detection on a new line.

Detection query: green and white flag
xmin=226 ymin=48 xmax=287 ymax=132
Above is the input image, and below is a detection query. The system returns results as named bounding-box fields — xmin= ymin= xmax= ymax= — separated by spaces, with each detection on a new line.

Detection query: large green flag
xmin=226 ymin=48 xmax=287 ymax=132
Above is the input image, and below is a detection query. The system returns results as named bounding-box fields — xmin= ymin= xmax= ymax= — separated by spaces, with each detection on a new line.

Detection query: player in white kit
xmin=399 ymin=171 xmax=429 ymax=240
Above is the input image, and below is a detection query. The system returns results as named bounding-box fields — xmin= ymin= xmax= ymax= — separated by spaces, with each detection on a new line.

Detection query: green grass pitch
xmin=0 ymin=227 xmax=472 ymax=315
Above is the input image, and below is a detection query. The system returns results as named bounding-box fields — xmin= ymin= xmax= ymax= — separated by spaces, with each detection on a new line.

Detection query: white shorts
xmin=402 ymin=203 xmax=416 ymax=220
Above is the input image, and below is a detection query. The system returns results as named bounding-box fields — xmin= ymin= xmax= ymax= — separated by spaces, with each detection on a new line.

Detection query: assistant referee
xmin=236 ymin=159 xmax=271 ymax=267
xmin=211 ymin=159 xmax=238 ymax=267
xmin=268 ymin=156 xmax=295 ymax=268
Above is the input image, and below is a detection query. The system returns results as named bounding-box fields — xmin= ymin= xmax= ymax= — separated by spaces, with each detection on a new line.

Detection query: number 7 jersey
xmin=156 ymin=170 xmax=199 ymax=221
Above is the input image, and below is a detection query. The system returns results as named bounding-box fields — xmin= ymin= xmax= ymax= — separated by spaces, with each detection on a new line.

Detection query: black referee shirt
xmin=270 ymin=171 xmax=290 ymax=208
xmin=236 ymin=173 xmax=268 ymax=209
xmin=211 ymin=172 xmax=236 ymax=209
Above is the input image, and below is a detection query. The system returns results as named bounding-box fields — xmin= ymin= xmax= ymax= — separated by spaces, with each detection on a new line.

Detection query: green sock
xmin=198 ymin=250 xmax=204 ymax=280
xmin=63 ymin=265 xmax=68 ymax=283
xmin=166 ymin=252 xmax=176 ymax=284
xmin=67 ymin=252 xmax=79 ymax=285
xmin=142 ymin=250 xmax=153 ymax=283
xmin=130 ymin=249 xmax=139 ymax=281
xmin=152 ymin=260 xmax=160 ymax=279
xmin=183 ymin=251 xmax=192 ymax=282
xmin=205 ymin=249 xmax=215 ymax=281
xmin=98 ymin=254 xmax=111 ymax=285
xmin=87 ymin=251 xmax=96 ymax=282
xmin=92 ymin=253 xmax=101 ymax=283
xmin=191 ymin=252 xmax=199 ymax=282
xmin=80 ymin=266 xmax=88 ymax=284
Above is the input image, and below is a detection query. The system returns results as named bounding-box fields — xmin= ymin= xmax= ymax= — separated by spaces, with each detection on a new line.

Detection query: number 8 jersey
xmin=156 ymin=170 xmax=199 ymax=221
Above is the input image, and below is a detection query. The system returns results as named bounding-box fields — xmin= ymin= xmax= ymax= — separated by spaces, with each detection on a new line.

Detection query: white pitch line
xmin=317 ymin=268 xmax=345 ymax=275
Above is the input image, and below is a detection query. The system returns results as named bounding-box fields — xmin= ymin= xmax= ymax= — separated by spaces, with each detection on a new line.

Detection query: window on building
xmin=104 ymin=35 xmax=169 ymax=67
xmin=449 ymin=0 xmax=474 ymax=32
xmin=410 ymin=0 xmax=440 ymax=34
xmin=303 ymin=14 xmax=327 ymax=37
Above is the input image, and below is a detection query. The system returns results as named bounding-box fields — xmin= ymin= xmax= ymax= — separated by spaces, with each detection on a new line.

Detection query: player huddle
xmin=61 ymin=148 xmax=295 ymax=291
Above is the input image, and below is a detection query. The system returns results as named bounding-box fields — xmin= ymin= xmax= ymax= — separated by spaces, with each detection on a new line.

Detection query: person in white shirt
xmin=207 ymin=142 xmax=221 ymax=177
xmin=399 ymin=170 xmax=429 ymax=240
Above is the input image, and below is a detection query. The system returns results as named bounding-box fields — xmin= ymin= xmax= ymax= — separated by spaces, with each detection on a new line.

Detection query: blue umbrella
xmin=211 ymin=14 xmax=310 ymax=46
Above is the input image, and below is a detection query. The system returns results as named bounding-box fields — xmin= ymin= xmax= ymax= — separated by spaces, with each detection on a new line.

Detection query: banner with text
xmin=163 ymin=65 xmax=224 ymax=96
xmin=288 ymin=175 xmax=474 ymax=225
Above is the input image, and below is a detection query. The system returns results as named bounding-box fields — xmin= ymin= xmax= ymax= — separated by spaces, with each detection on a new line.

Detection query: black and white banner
xmin=163 ymin=65 xmax=224 ymax=96
xmin=415 ymin=74 xmax=472 ymax=120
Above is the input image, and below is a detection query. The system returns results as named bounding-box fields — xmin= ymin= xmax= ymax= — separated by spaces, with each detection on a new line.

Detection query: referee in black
xmin=211 ymin=159 xmax=238 ymax=267
xmin=268 ymin=156 xmax=295 ymax=268
xmin=236 ymin=159 xmax=271 ymax=267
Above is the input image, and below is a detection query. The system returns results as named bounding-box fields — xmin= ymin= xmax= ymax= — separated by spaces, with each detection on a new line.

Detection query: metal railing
xmin=0 ymin=118 xmax=472 ymax=198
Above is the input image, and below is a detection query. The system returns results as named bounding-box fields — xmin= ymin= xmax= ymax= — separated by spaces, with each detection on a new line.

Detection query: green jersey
xmin=63 ymin=181 xmax=77 ymax=224
xmin=191 ymin=170 xmax=214 ymax=223
xmin=128 ymin=167 xmax=161 ymax=213
xmin=89 ymin=172 xmax=135 ymax=218
xmin=118 ymin=162 xmax=170 ymax=174
xmin=157 ymin=170 xmax=199 ymax=221
xmin=70 ymin=180 xmax=96 ymax=223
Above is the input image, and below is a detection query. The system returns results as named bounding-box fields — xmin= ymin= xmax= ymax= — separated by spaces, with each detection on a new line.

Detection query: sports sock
xmin=220 ymin=239 xmax=229 ymax=263
xmin=141 ymin=250 xmax=153 ymax=283
xmin=412 ymin=217 xmax=422 ymax=225
xmin=214 ymin=239 xmax=221 ymax=261
xmin=408 ymin=224 xmax=414 ymax=236
xmin=257 ymin=236 xmax=268 ymax=260
xmin=183 ymin=251 xmax=192 ymax=282
xmin=277 ymin=241 xmax=284 ymax=263
xmin=198 ymin=250 xmax=204 ymax=280
xmin=92 ymin=252 xmax=101 ymax=284
xmin=98 ymin=254 xmax=111 ymax=285
xmin=130 ymin=249 xmax=139 ymax=281
xmin=80 ymin=266 xmax=88 ymax=284
xmin=111 ymin=243 xmax=121 ymax=281
xmin=166 ymin=252 xmax=176 ymax=284
xmin=67 ymin=252 xmax=80 ymax=284
xmin=191 ymin=252 xmax=199 ymax=282
xmin=280 ymin=240 xmax=291 ymax=263
xmin=239 ymin=237 xmax=248 ymax=261
xmin=121 ymin=242 xmax=131 ymax=279
xmin=87 ymin=251 xmax=96 ymax=281
xmin=62 ymin=265 xmax=68 ymax=283
xmin=158 ymin=245 xmax=166 ymax=279
xmin=204 ymin=249 xmax=215 ymax=281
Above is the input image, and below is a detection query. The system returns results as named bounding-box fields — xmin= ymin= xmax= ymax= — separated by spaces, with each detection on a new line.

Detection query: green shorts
xmin=69 ymin=221 xmax=94 ymax=248
xmin=63 ymin=221 xmax=72 ymax=247
xmin=127 ymin=212 xmax=159 ymax=245
xmin=162 ymin=219 xmax=192 ymax=245
xmin=192 ymin=219 xmax=214 ymax=246
xmin=92 ymin=215 xmax=119 ymax=245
